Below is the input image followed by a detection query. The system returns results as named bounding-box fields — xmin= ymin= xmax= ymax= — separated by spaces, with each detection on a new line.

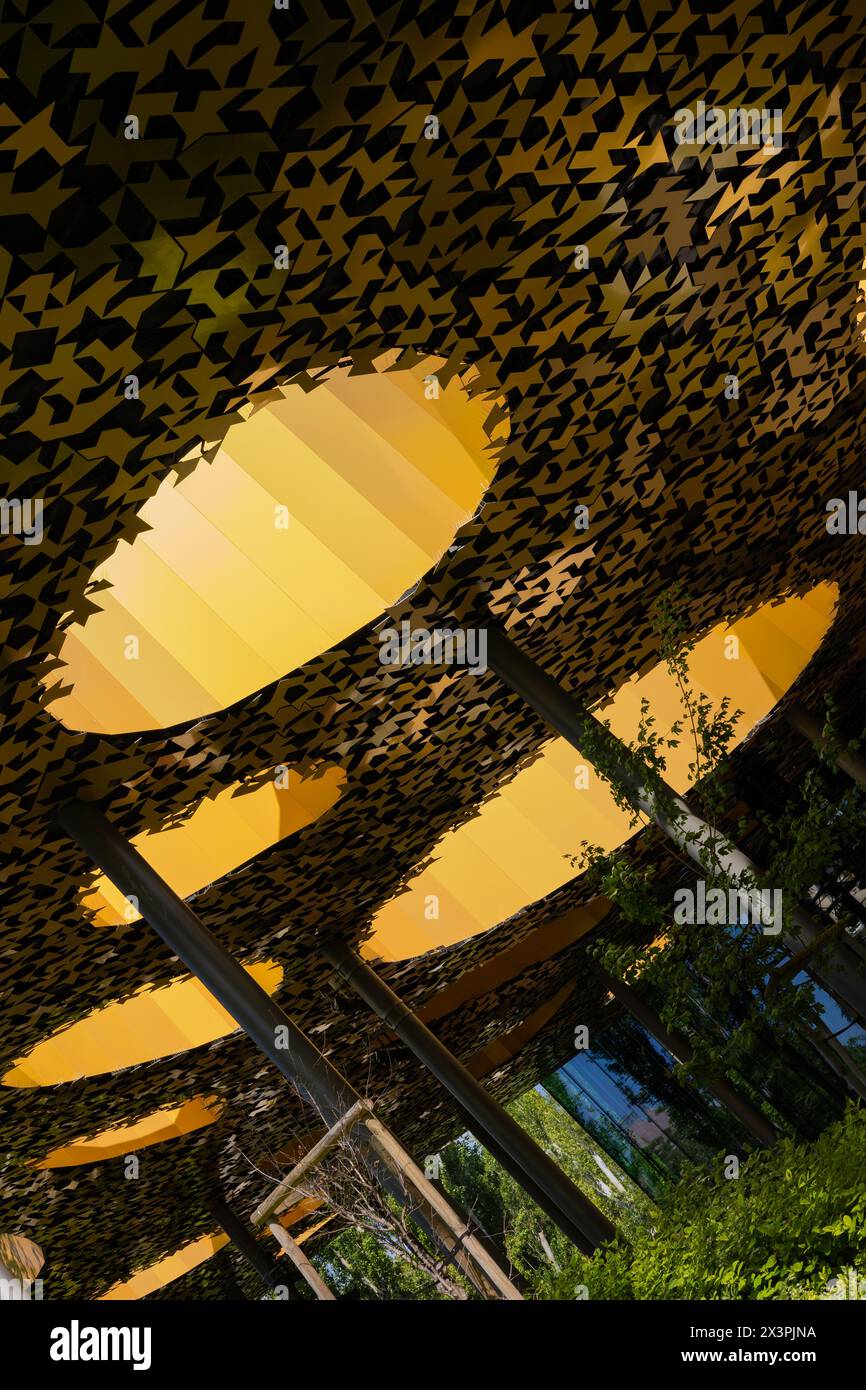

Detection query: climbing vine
xmin=570 ymin=588 xmax=866 ymax=1102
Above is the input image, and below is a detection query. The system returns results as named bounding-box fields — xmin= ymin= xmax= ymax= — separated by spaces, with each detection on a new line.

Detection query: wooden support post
xmin=253 ymin=1100 xmax=369 ymax=1228
xmin=362 ymin=1114 xmax=524 ymax=1301
xmin=267 ymin=1222 xmax=336 ymax=1301
xmin=253 ymin=1096 xmax=522 ymax=1301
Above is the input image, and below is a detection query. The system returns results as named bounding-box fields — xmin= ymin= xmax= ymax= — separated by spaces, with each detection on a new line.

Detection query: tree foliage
xmin=312 ymin=1087 xmax=651 ymax=1299
xmin=546 ymin=1104 xmax=866 ymax=1300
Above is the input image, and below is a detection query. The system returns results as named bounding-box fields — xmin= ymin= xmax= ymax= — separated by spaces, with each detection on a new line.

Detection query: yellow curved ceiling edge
xmin=2 ymin=962 xmax=283 ymax=1088
xmin=278 ymin=1194 xmax=325 ymax=1229
xmin=44 ymin=356 xmax=506 ymax=734
xmin=98 ymin=1232 xmax=230 ymax=1301
xmin=83 ymin=764 xmax=345 ymax=927
xmin=34 ymin=1095 xmax=223 ymax=1169
xmin=469 ymin=982 xmax=577 ymax=1080
xmin=364 ymin=584 xmax=837 ymax=962
xmin=99 ymin=1213 xmax=329 ymax=1300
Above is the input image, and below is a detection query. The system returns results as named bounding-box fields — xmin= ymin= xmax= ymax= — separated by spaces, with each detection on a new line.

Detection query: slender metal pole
xmin=320 ymin=936 xmax=616 ymax=1253
xmin=485 ymin=625 xmax=866 ymax=1023
xmin=212 ymin=1198 xmax=296 ymax=1297
xmin=592 ymin=967 xmax=777 ymax=1145
xmin=55 ymin=799 xmax=359 ymax=1127
xmin=55 ymin=799 xmax=518 ymax=1295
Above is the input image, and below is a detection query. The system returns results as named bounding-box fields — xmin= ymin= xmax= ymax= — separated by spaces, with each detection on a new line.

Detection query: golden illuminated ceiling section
xmin=98 ymin=1232 xmax=231 ymax=1301
xmin=81 ymin=764 xmax=344 ymax=926
xmin=3 ymin=962 xmax=283 ymax=1087
xmin=98 ymin=1213 xmax=327 ymax=1300
xmin=44 ymin=355 xmax=506 ymax=733
xmin=4 ymin=765 xmax=340 ymax=1089
xmin=365 ymin=585 xmax=837 ymax=961
xmin=35 ymin=1096 xmax=223 ymax=1169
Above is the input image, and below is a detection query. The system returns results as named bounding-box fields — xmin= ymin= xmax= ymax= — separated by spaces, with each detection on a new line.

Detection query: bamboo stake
xmin=363 ymin=1113 xmax=524 ymax=1301
xmin=268 ymin=1222 xmax=336 ymax=1301
xmin=253 ymin=1100 xmax=369 ymax=1227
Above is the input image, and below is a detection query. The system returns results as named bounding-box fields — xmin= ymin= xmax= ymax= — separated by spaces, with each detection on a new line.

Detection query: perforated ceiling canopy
xmin=3 ymin=0 xmax=866 ymax=1302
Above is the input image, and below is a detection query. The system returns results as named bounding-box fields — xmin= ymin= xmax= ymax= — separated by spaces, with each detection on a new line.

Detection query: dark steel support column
xmin=212 ymin=1198 xmax=296 ymax=1297
xmin=486 ymin=625 xmax=866 ymax=1024
xmin=55 ymin=799 xmax=509 ymax=1289
xmin=320 ymin=936 xmax=616 ymax=1253
xmin=464 ymin=1127 xmax=600 ymax=1254
xmin=593 ymin=968 xmax=778 ymax=1146
xmin=56 ymin=799 xmax=359 ymax=1127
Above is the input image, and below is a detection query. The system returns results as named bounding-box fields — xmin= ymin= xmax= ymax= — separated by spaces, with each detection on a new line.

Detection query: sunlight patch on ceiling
xmin=35 ymin=1095 xmax=223 ymax=1168
xmin=81 ymin=765 xmax=344 ymax=927
xmin=2 ymin=962 xmax=283 ymax=1087
xmin=98 ymin=1232 xmax=230 ymax=1301
xmin=44 ymin=356 xmax=506 ymax=733
xmin=98 ymin=1211 xmax=329 ymax=1299
xmin=364 ymin=584 xmax=838 ymax=961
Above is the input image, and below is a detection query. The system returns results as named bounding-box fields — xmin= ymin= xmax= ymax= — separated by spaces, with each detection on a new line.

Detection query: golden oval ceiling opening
xmin=365 ymin=584 xmax=838 ymax=962
xmin=44 ymin=354 xmax=507 ymax=733
xmin=98 ymin=1232 xmax=230 ymax=1301
xmin=3 ymin=962 xmax=283 ymax=1087
xmin=97 ymin=1215 xmax=328 ymax=1300
xmin=35 ymin=1095 xmax=223 ymax=1169
xmin=81 ymin=763 xmax=344 ymax=927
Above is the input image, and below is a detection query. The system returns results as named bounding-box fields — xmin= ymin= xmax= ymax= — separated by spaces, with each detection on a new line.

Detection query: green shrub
xmin=545 ymin=1105 xmax=866 ymax=1300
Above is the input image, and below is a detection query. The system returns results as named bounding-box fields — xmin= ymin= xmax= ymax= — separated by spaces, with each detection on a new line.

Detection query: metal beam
xmin=807 ymin=1018 xmax=866 ymax=1104
xmin=485 ymin=625 xmax=866 ymax=1023
xmin=56 ymin=799 xmax=519 ymax=1298
xmin=56 ymin=799 xmax=359 ymax=1127
xmin=785 ymin=702 xmax=866 ymax=787
xmin=320 ymin=936 xmax=616 ymax=1253
xmin=211 ymin=1198 xmax=297 ymax=1298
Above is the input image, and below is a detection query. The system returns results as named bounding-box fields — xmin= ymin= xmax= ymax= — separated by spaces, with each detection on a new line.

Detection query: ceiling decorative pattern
xmin=2 ymin=0 xmax=866 ymax=1299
